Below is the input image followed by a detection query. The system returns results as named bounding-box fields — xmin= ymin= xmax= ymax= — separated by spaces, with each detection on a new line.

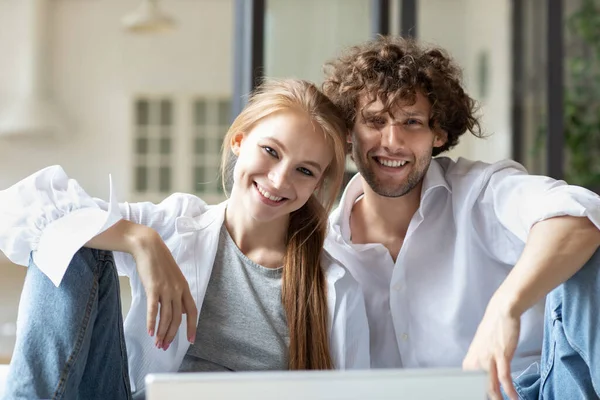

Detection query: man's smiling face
xmin=350 ymin=92 xmax=447 ymax=198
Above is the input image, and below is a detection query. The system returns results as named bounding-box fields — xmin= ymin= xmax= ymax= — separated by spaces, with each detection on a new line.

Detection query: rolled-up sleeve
xmin=0 ymin=166 xmax=122 ymax=286
xmin=1 ymin=165 xmax=209 ymax=287
xmin=481 ymin=162 xmax=600 ymax=243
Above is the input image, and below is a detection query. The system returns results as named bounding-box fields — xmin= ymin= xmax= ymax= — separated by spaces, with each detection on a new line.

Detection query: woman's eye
xmin=297 ymin=167 xmax=313 ymax=176
xmin=263 ymin=146 xmax=278 ymax=158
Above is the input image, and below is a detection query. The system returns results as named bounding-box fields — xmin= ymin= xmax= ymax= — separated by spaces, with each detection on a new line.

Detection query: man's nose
xmin=382 ymin=123 xmax=405 ymax=150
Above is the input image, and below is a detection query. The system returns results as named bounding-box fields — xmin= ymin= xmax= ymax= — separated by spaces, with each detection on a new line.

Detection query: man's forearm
xmin=493 ymin=215 xmax=600 ymax=318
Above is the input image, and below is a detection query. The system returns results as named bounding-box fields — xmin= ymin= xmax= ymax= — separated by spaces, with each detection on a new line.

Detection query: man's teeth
xmin=378 ymin=159 xmax=407 ymax=168
xmin=257 ymin=185 xmax=283 ymax=202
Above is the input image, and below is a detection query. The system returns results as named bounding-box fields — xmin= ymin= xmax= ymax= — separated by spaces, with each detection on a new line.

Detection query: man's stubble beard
xmin=351 ymin=141 xmax=432 ymax=198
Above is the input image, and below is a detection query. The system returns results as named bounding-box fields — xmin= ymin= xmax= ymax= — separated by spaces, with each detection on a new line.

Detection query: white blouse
xmin=0 ymin=166 xmax=371 ymax=392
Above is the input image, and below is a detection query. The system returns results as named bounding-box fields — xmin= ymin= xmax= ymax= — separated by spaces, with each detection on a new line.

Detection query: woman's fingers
xmin=150 ymin=281 xmax=196 ymax=350
xmin=147 ymin=293 xmax=159 ymax=337
xmin=155 ymin=297 xmax=172 ymax=348
xmin=182 ymin=290 xmax=198 ymax=343
xmin=163 ymin=300 xmax=182 ymax=349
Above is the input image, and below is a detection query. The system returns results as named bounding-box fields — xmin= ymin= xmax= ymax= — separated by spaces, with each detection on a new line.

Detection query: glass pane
xmin=160 ymin=100 xmax=172 ymax=126
xmin=160 ymin=138 xmax=171 ymax=155
xmin=194 ymin=136 xmax=205 ymax=154
xmin=520 ymin=0 xmax=547 ymax=175
xmin=218 ymin=100 xmax=231 ymax=125
xmin=194 ymin=100 xmax=207 ymax=125
xmin=136 ymin=137 xmax=148 ymax=155
xmin=159 ymin=166 xmax=171 ymax=192
xmin=214 ymin=136 xmax=223 ymax=153
xmin=135 ymin=166 xmax=148 ymax=192
xmin=136 ymin=100 xmax=149 ymax=126
xmin=150 ymin=100 xmax=160 ymax=125
xmin=194 ymin=166 xmax=205 ymax=193
xmin=205 ymin=166 xmax=218 ymax=186
xmin=264 ymin=0 xmax=371 ymax=83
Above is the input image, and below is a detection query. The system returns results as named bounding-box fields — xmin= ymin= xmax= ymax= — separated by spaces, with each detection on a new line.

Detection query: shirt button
xmin=393 ymin=283 xmax=404 ymax=291
xmin=401 ymin=333 xmax=409 ymax=341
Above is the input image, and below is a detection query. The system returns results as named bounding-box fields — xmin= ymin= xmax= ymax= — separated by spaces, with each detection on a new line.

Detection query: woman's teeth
xmin=257 ymin=185 xmax=283 ymax=202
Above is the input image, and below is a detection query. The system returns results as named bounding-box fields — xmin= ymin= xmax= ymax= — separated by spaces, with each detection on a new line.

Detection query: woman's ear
xmin=230 ymin=132 xmax=245 ymax=156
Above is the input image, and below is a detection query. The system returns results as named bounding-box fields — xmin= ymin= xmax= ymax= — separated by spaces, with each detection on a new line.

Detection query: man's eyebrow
xmin=361 ymin=110 xmax=385 ymax=118
xmin=401 ymin=110 xmax=427 ymax=117
xmin=361 ymin=110 xmax=427 ymax=118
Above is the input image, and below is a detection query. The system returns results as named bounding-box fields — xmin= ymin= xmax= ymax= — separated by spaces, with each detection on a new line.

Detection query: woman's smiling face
xmin=229 ymin=110 xmax=333 ymax=223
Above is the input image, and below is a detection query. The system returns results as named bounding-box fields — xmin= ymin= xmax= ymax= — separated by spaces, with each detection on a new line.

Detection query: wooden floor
xmin=0 ymin=261 xmax=131 ymax=363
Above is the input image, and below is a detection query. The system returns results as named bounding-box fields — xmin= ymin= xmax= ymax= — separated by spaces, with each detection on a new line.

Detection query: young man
xmin=322 ymin=36 xmax=600 ymax=400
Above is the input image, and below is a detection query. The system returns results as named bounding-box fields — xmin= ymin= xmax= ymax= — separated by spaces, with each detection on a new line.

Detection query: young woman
xmin=0 ymin=79 xmax=370 ymax=399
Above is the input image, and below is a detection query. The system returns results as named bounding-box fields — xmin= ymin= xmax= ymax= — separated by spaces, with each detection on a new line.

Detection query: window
xmin=192 ymin=98 xmax=231 ymax=197
xmin=133 ymin=98 xmax=174 ymax=197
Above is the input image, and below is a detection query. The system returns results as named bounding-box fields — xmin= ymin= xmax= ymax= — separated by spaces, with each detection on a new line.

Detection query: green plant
xmin=564 ymin=0 xmax=600 ymax=188
xmin=535 ymin=0 xmax=600 ymax=189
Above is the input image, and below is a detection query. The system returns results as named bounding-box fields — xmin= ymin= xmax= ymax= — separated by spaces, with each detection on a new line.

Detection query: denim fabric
xmin=508 ymin=248 xmax=600 ymax=400
xmin=3 ymin=248 xmax=131 ymax=400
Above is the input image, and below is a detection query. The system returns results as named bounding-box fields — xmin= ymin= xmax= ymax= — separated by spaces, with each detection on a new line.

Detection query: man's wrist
xmin=490 ymin=284 xmax=528 ymax=319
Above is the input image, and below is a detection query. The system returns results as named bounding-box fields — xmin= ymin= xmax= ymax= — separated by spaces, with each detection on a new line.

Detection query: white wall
xmin=418 ymin=0 xmax=512 ymax=163
xmin=0 ymin=0 xmax=233 ymax=199
xmin=0 ymin=0 xmax=513 ymax=197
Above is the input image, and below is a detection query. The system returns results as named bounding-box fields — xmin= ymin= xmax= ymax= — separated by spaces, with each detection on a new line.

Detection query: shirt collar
xmin=175 ymin=200 xmax=227 ymax=234
xmin=331 ymin=157 xmax=452 ymax=242
xmin=176 ymin=199 xmax=347 ymax=285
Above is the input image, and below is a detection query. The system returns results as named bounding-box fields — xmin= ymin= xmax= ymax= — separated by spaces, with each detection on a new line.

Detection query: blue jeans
xmin=3 ymin=248 xmax=132 ymax=400
xmin=509 ymin=248 xmax=600 ymax=400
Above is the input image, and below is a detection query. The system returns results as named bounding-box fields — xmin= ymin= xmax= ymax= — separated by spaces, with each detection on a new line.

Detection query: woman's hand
xmin=86 ymin=220 xmax=197 ymax=350
xmin=127 ymin=226 xmax=198 ymax=350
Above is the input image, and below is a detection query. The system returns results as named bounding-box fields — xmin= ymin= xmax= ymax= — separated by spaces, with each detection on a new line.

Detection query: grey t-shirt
xmin=178 ymin=224 xmax=290 ymax=372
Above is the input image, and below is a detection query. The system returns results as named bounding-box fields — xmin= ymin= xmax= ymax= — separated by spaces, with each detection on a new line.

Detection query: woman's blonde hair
xmin=220 ymin=79 xmax=347 ymax=370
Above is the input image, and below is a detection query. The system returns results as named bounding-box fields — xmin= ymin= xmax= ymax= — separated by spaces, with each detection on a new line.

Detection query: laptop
xmin=146 ymin=368 xmax=487 ymax=400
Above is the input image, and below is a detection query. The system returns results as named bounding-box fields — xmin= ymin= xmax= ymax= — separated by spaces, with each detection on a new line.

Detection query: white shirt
xmin=325 ymin=157 xmax=600 ymax=372
xmin=0 ymin=166 xmax=371 ymax=393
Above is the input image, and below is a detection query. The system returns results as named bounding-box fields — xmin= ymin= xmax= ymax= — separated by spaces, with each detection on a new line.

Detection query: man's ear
xmin=346 ymin=130 xmax=353 ymax=154
xmin=434 ymin=129 xmax=448 ymax=148
xmin=230 ymin=132 xmax=245 ymax=156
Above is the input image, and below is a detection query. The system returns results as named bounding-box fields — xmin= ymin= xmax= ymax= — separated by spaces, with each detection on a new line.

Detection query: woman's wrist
xmin=121 ymin=221 xmax=160 ymax=257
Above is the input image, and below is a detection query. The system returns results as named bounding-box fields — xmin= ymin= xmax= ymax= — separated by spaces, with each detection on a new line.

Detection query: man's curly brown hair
xmin=322 ymin=36 xmax=483 ymax=157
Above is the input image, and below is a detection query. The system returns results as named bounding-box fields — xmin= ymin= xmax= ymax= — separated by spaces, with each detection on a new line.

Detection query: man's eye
xmin=263 ymin=146 xmax=278 ymax=158
xmin=367 ymin=117 xmax=386 ymax=126
xmin=297 ymin=167 xmax=313 ymax=176
xmin=406 ymin=119 xmax=423 ymax=126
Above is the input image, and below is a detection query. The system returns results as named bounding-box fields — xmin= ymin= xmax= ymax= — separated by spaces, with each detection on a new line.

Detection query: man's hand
xmin=463 ymin=216 xmax=600 ymax=400
xmin=463 ymin=295 xmax=520 ymax=400
xmin=128 ymin=227 xmax=198 ymax=350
